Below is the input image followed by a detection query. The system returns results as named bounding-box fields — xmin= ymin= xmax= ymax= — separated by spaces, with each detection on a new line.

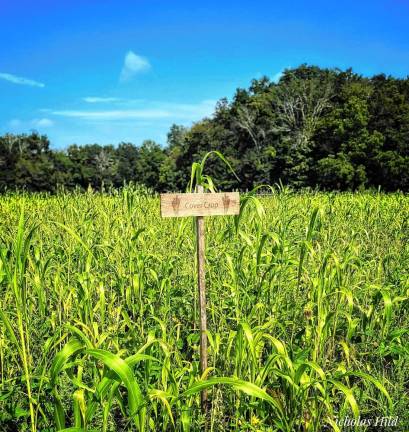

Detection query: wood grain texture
xmin=160 ymin=192 xmax=240 ymax=217
xmin=195 ymin=185 xmax=208 ymax=411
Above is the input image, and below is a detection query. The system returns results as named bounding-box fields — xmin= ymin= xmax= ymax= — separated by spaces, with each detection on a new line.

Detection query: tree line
xmin=1 ymin=65 xmax=408 ymax=193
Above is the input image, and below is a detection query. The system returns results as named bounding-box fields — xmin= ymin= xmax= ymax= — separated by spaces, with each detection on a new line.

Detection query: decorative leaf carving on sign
xmin=222 ymin=193 xmax=231 ymax=212
xmin=172 ymin=195 xmax=181 ymax=212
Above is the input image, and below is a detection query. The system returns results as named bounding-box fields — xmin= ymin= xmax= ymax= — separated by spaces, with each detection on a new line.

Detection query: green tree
xmin=135 ymin=140 xmax=166 ymax=190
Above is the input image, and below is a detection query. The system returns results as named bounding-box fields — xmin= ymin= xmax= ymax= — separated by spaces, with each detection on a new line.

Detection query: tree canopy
xmin=1 ymin=65 xmax=408 ymax=192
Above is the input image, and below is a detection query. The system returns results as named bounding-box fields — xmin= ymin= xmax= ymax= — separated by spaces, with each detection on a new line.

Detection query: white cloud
xmin=83 ymin=97 xmax=122 ymax=103
xmin=272 ymin=70 xmax=284 ymax=83
xmin=32 ymin=118 xmax=54 ymax=128
xmin=120 ymin=51 xmax=150 ymax=82
xmin=157 ymin=100 xmax=217 ymax=118
xmin=52 ymin=109 xmax=170 ymax=120
xmin=0 ymin=72 xmax=45 ymax=88
xmin=6 ymin=117 xmax=54 ymax=131
xmin=51 ymin=100 xmax=216 ymax=122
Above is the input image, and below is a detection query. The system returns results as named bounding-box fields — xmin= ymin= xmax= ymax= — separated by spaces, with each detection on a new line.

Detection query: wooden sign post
xmin=160 ymin=189 xmax=240 ymax=412
xmin=195 ymin=185 xmax=208 ymax=411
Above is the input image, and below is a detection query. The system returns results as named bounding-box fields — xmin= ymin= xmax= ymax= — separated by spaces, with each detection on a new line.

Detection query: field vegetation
xmin=0 ymin=182 xmax=408 ymax=431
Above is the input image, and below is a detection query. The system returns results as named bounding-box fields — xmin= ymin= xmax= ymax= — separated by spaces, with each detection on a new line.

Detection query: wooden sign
xmin=160 ymin=187 xmax=240 ymax=414
xmin=160 ymin=192 xmax=240 ymax=218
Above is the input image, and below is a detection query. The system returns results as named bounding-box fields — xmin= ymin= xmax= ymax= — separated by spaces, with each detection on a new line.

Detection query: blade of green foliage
xmin=50 ymin=338 xmax=85 ymax=384
xmin=181 ymin=377 xmax=284 ymax=415
xmin=85 ymin=349 xmax=144 ymax=429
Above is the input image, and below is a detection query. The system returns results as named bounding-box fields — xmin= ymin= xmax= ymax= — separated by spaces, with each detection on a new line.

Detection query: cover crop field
xmin=0 ymin=188 xmax=408 ymax=431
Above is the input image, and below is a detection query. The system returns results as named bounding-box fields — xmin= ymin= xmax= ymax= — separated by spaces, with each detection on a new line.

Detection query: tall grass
xmin=0 ymin=185 xmax=408 ymax=431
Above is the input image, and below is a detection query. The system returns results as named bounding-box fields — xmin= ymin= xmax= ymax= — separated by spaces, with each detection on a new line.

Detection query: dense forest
xmin=1 ymin=65 xmax=408 ymax=192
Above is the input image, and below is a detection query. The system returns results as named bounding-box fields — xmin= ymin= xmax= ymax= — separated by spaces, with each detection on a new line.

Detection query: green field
xmin=0 ymin=188 xmax=408 ymax=431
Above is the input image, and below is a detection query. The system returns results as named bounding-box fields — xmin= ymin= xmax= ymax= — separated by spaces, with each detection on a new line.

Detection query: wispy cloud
xmin=7 ymin=117 xmax=54 ymax=130
xmin=53 ymin=109 xmax=170 ymax=120
xmin=32 ymin=118 xmax=54 ymax=128
xmin=120 ymin=51 xmax=150 ymax=82
xmin=272 ymin=68 xmax=287 ymax=83
xmin=83 ymin=96 xmax=122 ymax=103
xmin=51 ymin=100 xmax=216 ymax=122
xmin=0 ymin=72 xmax=45 ymax=88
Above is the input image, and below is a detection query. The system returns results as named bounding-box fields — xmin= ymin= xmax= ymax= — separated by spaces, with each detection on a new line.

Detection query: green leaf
xmin=181 ymin=377 xmax=284 ymax=415
xmin=0 ymin=310 xmax=23 ymax=358
xmin=329 ymin=379 xmax=359 ymax=418
xmin=59 ymin=428 xmax=86 ymax=432
xmin=50 ymin=338 xmax=85 ymax=384
xmin=345 ymin=371 xmax=392 ymax=410
xmin=85 ymin=349 xmax=144 ymax=429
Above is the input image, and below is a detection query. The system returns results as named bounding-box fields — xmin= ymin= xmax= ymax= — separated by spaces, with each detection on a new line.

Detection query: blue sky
xmin=1 ymin=0 xmax=408 ymax=149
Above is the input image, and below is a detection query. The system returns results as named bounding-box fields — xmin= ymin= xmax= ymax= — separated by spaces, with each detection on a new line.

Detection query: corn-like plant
xmin=0 ymin=160 xmax=407 ymax=431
